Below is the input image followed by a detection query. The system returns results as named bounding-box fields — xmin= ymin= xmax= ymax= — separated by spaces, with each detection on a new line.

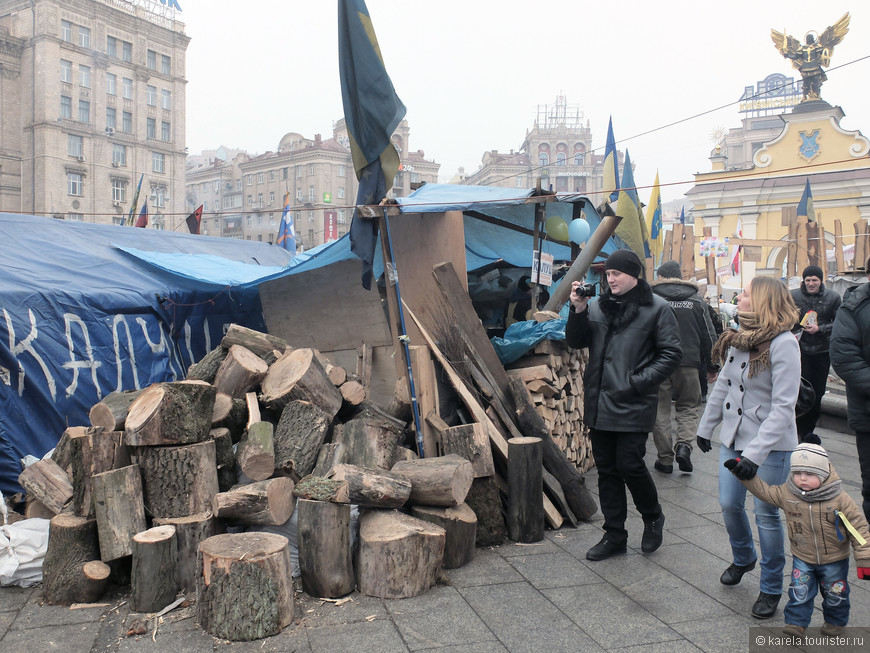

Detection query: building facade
xmin=0 ymin=0 xmax=189 ymax=229
xmin=185 ymin=119 xmax=440 ymax=249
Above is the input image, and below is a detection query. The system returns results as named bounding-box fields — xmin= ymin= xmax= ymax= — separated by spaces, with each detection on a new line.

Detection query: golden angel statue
xmin=771 ymin=13 xmax=850 ymax=101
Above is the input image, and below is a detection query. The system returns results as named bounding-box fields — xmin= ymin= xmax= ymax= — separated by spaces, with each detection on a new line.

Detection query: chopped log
xmin=213 ymin=345 xmax=269 ymax=398
xmin=391 ymin=454 xmax=474 ymax=507
xmin=186 ymin=346 xmax=228 ymax=383
xmin=311 ymin=442 xmax=346 ymax=477
xmin=211 ymin=392 xmax=248 ymax=443
xmin=80 ymin=561 xmax=111 ymax=603
xmin=110 ymin=431 xmax=131 ymax=469
xmin=67 ymin=426 xmax=119 ymax=518
xmin=263 ymin=348 xmax=284 ymax=367
xmin=221 ymin=324 xmax=289 ymax=360
xmin=211 ymin=477 xmax=295 ymax=525
xmin=125 ymin=382 xmax=216 ymax=447
xmin=464 ymin=476 xmax=506 ymax=547
xmin=329 ymin=464 xmax=411 ymax=508
xmin=50 ymin=428 xmax=74 ymax=471
xmin=393 ymin=446 xmax=418 ymax=464
xmin=131 ymin=525 xmax=178 ymax=613
xmin=507 ymin=437 xmax=544 ymax=543
xmin=411 ymin=503 xmax=477 ymax=569
xmin=506 ymin=365 xmax=554 ymax=383
xmin=25 ymin=498 xmax=56 ymax=519
xmin=335 ymin=405 xmax=404 ymax=470
xmin=210 ymin=427 xmax=236 ymax=492
xmin=136 ymin=440 xmax=219 ymax=518
xmin=325 ymin=363 xmax=347 ymax=387
xmin=154 ymin=512 xmax=220 ymax=594
xmin=356 ymin=510 xmax=445 ymax=599
xmin=197 ymin=532 xmax=294 ymax=641
xmin=297 ymin=499 xmax=354 ymax=598
xmin=440 ymin=423 xmax=491 ymax=478
xmin=387 ymin=378 xmax=412 ymax=422
xmin=18 ymin=458 xmax=72 ymax=514
xmin=90 ymin=464 xmax=147 ymax=561
xmin=272 ymin=400 xmax=332 ymax=480
xmin=42 ymin=513 xmax=100 ymax=604
xmin=88 ymin=389 xmax=145 ymax=431
xmin=339 ymin=380 xmax=366 ymax=406
xmin=293 ymin=475 xmax=349 ymax=503
xmin=259 ymin=348 xmax=342 ymax=418
xmin=237 ymin=421 xmax=275 ymax=482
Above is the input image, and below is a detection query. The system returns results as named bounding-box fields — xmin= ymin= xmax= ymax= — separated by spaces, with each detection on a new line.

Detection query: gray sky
xmin=180 ymin=1 xmax=869 ymax=204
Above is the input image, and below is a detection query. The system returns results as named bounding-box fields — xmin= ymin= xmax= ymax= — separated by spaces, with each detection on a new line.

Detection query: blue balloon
xmin=569 ymin=218 xmax=591 ymax=244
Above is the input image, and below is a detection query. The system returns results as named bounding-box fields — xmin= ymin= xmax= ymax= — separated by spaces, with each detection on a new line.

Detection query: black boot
xmin=752 ymin=591 xmax=781 ymax=619
xmin=675 ymin=443 xmax=693 ymax=472
xmin=641 ymin=514 xmax=665 ymax=553
xmin=720 ymin=559 xmax=756 ymax=585
xmin=586 ymin=536 xmax=627 ymax=561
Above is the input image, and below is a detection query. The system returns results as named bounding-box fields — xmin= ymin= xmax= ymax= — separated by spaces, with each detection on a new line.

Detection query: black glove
xmin=724 ymin=457 xmax=758 ymax=480
xmin=800 ymin=432 xmax=822 ymax=445
xmin=696 ymin=436 xmax=712 ymax=453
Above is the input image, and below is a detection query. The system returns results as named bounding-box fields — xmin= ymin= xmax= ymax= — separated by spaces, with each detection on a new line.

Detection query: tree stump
xmin=329 ymin=464 xmax=411 ymax=508
xmin=221 ymin=324 xmax=288 ymax=360
xmin=91 ymin=464 xmax=147 ymax=561
xmin=211 ymin=477 xmax=295 ymax=525
xmin=237 ymin=422 xmax=275 ymax=482
xmin=213 ymin=345 xmax=269 ymax=398
xmin=131 ymin=525 xmax=179 ymax=613
xmin=335 ymin=405 xmax=404 ymax=470
xmin=259 ymin=348 xmax=342 ymax=418
xmin=187 ymin=345 xmax=228 ymax=383
xmin=89 ymin=389 xmax=145 ymax=431
xmin=297 ymin=499 xmax=354 ymax=598
xmin=197 ymin=532 xmax=294 ymax=641
xmin=18 ymin=458 xmax=72 ymax=514
xmin=42 ymin=513 xmax=100 ymax=604
xmin=391 ymin=454 xmax=474 ymax=507
xmin=125 ymin=382 xmax=216 ymax=447
xmin=411 ymin=503 xmax=477 ymax=569
xmin=507 ymin=437 xmax=544 ymax=543
xmin=154 ymin=512 xmax=220 ymax=593
xmin=356 ymin=510 xmax=445 ymax=599
xmin=273 ymin=400 xmax=332 ymax=479
xmin=136 ymin=440 xmax=219 ymax=519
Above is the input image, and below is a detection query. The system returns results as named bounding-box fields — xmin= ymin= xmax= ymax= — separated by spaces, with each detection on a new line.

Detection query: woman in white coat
xmin=697 ymin=276 xmax=800 ymax=620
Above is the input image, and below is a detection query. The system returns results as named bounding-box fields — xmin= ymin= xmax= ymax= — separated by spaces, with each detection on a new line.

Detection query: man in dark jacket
xmin=830 ymin=257 xmax=870 ymax=522
xmin=650 ymin=261 xmax=714 ymax=474
xmin=791 ymin=264 xmax=841 ymax=440
xmin=566 ymin=249 xmax=681 ymax=560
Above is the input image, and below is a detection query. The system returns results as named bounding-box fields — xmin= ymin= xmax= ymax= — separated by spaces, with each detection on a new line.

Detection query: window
xmin=338 ymin=164 xmax=346 ymax=177
xmin=236 ymin=179 xmax=242 ymax=190
xmin=246 ymin=175 xmax=252 ymax=186
xmin=269 ymin=192 xmax=275 ymax=203
xmin=112 ymin=144 xmax=126 ymax=166
xmin=556 ymin=152 xmax=566 ymax=166
xmin=106 ymin=73 xmax=116 ymax=95
xmin=60 ymin=95 xmax=72 ymax=119
xmin=574 ymin=153 xmax=584 ymax=166
xmin=106 ymin=107 xmax=116 ymax=130
xmin=147 ymin=50 xmax=157 ymax=70
xmin=282 ymin=168 xmax=288 ymax=180
xmin=257 ymin=193 xmax=263 ymax=205
xmin=296 ymin=189 xmax=303 ymax=201
xmin=161 ymin=121 xmax=170 ymax=141
xmin=516 ymin=176 xmax=524 ymax=188
xmin=539 ymin=152 xmax=549 ymax=166
xmin=153 ymin=186 xmax=166 ymax=208
xmin=269 ymin=171 xmax=275 ymax=182
xmin=257 ymin=215 xmax=263 ymax=226
xmin=338 ymin=209 xmax=346 ymax=223
xmin=213 ymin=181 xmax=219 ymax=193
xmin=411 ymin=172 xmax=419 ymax=183
xmin=337 ymin=187 xmax=345 ymax=199
xmin=68 ymin=173 xmax=83 ymax=196
xmin=61 ymin=21 xmax=72 ymax=42
xmin=122 ymin=111 xmax=132 ymax=133
xmin=146 ymin=118 xmax=156 ymax=139
xmin=308 ymin=164 xmax=315 ymax=175
xmin=161 ymin=89 xmax=171 ymax=110
xmin=61 ymin=59 xmax=72 ymax=83
xmin=111 ymin=179 xmax=127 ymax=202
xmin=106 ymin=36 xmax=117 ymax=57
xmin=257 ymin=173 xmax=264 ymax=184
xmin=68 ymin=134 xmax=83 ymax=157
xmin=122 ymin=77 xmax=132 ymax=99
xmin=308 ymin=211 xmax=314 ymax=222
xmin=308 ymin=186 xmax=315 ymax=202
xmin=78 ymin=26 xmax=90 ymax=49
xmin=67 ymin=213 xmax=84 ymax=222
xmin=146 ymin=85 xmax=156 ymax=106
xmin=214 ymin=199 xmax=220 ymax=210
xmin=296 ymin=167 xmax=303 ymax=179
xmin=78 ymin=100 xmax=90 ymax=123
xmin=152 ymin=152 xmax=165 ymax=173
xmin=79 ymin=65 xmax=90 ymax=88
xmin=161 ymin=55 xmax=171 ymax=75
xmin=247 ymin=195 xmax=253 ymax=206
xmin=121 ymin=40 xmax=132 ymax=62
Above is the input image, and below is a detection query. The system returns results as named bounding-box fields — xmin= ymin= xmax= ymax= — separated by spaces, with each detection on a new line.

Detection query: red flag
xmin=134 ymin=201 xmax=148 ymax=228
xmin=186 ymin=205 xmax=203 ymax=234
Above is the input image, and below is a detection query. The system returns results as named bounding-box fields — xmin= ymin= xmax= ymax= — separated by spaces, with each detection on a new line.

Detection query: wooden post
xmin=785 ymin=207 xmax=798 ymax=278
xmin=90 ymin=464 xmax=147 ymax=561
xmin=834 ymin=219 xmax=846 ymax=273
xmin=507 ymin=437 xmax=544 ymax=543
xmin=131 ymin=525 xmax=178 ymax=613
xmin=703 ymin=227 xmax=717 ymax=293
xmin=856 ymin=220 xmax=870 ymax=273
xmin=796 ymin=214 xmax=810 ymax=273
xmin=296 ymin=499 xmax=354 ymax=598
xmin=408 ymin=345 xmax=439 ymax=457
xmin=679 ymin=224 xmax=695 ymax=279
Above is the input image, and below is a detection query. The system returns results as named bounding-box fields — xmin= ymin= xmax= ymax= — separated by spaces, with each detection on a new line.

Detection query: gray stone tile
xmin=295 ymin=591 xmax=388 ymax=628
xmin=9 ymin=599 xmax=109 ymax=629
xmin=213 ymin=625 xmax=312 ymax=652
xmin=657 ymin=501 xmax=723 ymax=531
xmin=118 ymin=626 xmax=215 ymax=652
xmin=0 ymin=621 xmax=102 ymax=653
xmin=385 ymin=585 xmax=496 ymax=651
xmin=416 ymin=643 xmax=508 ymax=653
xmin=0 ymin=585 xmax=35 ymax=612
xmin=444 ymin=549 xmax=524 ymax=588
xmin=506 ymin=550 xmax=602 ymax=589
xmin=576 ymin=548 xmax=662 ymax=590
xmin=657 ymin=486 xmax=723 ymax=515
xmin=495 ymin=539 xmax=560 ymax=557
xmin=669 ymin=613 xmax=760 ymax=653
xmin=544 ymin=583 xmax=680 ymax=649
xmin=0 ymin=609 xmax=14 ymax=639
xmin=307 ymin=618 xmax=407 ymax=653
xmin=458 ymin=581 xmax=604 ymax=653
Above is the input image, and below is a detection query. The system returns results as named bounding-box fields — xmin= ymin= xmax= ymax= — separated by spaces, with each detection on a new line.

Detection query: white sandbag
xmin=1 ymin=503 xmax=51 ymax=587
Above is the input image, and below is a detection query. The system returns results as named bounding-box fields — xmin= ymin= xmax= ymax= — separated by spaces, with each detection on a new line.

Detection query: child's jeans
xmin=784 ymin=556 xmax=850 ymax=627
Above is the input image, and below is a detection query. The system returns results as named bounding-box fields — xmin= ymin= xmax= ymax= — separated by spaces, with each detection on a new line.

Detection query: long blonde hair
xmin=745 ymin=276 xmax=799 ymax=333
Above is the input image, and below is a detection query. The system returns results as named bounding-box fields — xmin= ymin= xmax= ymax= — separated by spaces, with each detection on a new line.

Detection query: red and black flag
xmin=186 ymin=205 xmax=203 ymax=235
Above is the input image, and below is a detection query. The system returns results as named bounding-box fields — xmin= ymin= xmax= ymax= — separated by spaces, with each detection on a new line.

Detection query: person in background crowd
xmin=830 ymin=256 xmax=870 ymax=523
xmin=697 ymin=276 xmax=801 ymax=620
xmin=790 ymin=265 xmax=841 ymax=441
xmin=504 ymin=275 xmax=549 ymax=328
xmin=566 ymin=249 xmax=681 ymax=561
xmin=702 ymin=297 xmax=725 ymax=400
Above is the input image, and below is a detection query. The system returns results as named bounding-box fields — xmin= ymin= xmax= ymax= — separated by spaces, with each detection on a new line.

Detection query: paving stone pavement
xmin=2 ymin=424 xmax=869 ymax=652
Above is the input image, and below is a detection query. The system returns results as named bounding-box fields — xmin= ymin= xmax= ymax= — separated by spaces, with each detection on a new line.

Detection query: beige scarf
xmin=711 ymin=311 xmax=790 ymax=378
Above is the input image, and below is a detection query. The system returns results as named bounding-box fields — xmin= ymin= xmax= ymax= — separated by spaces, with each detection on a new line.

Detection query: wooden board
xmin=408 ymin=345 xmax=439 ymax=458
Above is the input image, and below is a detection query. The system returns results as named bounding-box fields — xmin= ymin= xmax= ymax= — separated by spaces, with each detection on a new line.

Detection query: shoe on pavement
xmin=782 ymin=624 xmax=805 ymax=638
xmin=675 ymin=443 xmax=693 ymax=472
xmin=720 ymin=559 xmax=757 ymax=585
xmin=641 ymin=514 xmax=665 ymax=553
xmin=586 ymin=536 xmax=627 ymax=561
xmin=821 ymin=622 xmax=845 ymax=636
xmin=751 ymin=591 xmax=781 ymax=619
xmin=654 ymin=460 xmax=673 ymax=474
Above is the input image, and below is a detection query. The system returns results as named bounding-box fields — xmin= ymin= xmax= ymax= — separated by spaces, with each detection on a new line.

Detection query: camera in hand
xmin=574 ymin=283 xmax=596 ymax=297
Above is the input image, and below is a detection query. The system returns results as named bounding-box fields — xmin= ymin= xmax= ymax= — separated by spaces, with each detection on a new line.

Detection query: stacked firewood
xmin=505 ymin=339 xmax=594 ymax=474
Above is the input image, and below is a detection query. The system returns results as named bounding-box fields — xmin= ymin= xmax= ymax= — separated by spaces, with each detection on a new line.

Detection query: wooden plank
xmin=662 ymin=228 xmax=674 ymax=263
xmin=834 ymin=219 xmax=846 ymax=273
xmin=796 ymin=215 xmax=809 ymax=273
xmin=704 ymin=227 xmax=716 ymax=289
xmin=856 ymin=220 xmax=870 ymax=273
xmin=409 ymin=345 xmax=439 ymax=459
xmin=678 ymin=223 xmax=694 ymax=279
xmin=505 ymin=366 xmax=554 ymax=383
xmin=785 ymin=207 xmax=798 ymax=278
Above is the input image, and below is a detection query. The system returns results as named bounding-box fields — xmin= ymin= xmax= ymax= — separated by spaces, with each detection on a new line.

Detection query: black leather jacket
xmin=790 ymin=283 xmax=841 ymax=355
xmin=566 ymin=280 xmax=682 ymax=432
xmin=830 ymin=281 xmax=870 ymax=431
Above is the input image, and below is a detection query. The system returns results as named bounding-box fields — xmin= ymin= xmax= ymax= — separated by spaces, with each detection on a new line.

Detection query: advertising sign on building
xmin=324 ymin=210 xmax=338 ymax=242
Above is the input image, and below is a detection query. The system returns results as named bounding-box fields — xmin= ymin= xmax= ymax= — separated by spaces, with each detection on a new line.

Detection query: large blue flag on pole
xmin=125 ymin=173 xmax=144 ymax=227
xmin=616 ymin=149 xmax=651 ymax=259
xmin=277 ymin=192 xmax=296 ymax=252
xmin=797 ymin=178 xmax=815 ymax=222
xmin=338 ymin=0 xmax=407 ymax=289
xmin=601 ymin=117 xmax=619 ymax=204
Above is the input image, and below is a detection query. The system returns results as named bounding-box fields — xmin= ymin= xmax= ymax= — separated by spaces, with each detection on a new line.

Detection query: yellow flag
xmin=615 ymin=189 xmax=646 ymax=261
xmin=646 ymin=171 xmax=664 ymax=263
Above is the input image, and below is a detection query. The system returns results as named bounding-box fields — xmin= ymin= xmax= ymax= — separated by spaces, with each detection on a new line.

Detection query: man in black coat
xmin=791 ymin=265 xmax=841 ymax=440
xmin=566 ymin=249 xmax=681 ymax=561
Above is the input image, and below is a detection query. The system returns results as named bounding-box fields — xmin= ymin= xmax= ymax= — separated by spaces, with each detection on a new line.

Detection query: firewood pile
xmin=505 ymin=339 xmax=594 ymax=474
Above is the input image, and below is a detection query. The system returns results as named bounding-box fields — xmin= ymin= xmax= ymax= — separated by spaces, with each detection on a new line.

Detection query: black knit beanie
xmin=802 ymin=265 xmax=824 ymax=280
xmin=656 ymin=260 xmax=681 ymax=279
xmin=605 ymin=249 xmax=643 ymax=279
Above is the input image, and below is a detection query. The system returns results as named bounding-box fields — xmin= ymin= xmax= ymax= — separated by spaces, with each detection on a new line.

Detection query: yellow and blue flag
xmin=646 ymin=171 xmax=664 ymax=263
xmin=797 ymin=178 xmax=815 ymax=222
xmin=613 ymin=149 xmax=648 ymax=260
xmin=134 ymin=201 xmax=148 ymax=228
xmin=601 ymin=117 xmax=619 ymax=203
xmin=125 ymin=173 xmax=144 ymax=227
xmin=679 ymin=207 xmax=686 ymax=224
xmin=339 ymin=0 xmax=407 ymax=289
xmin=277 ymin=192 xmax=296 ymax=253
